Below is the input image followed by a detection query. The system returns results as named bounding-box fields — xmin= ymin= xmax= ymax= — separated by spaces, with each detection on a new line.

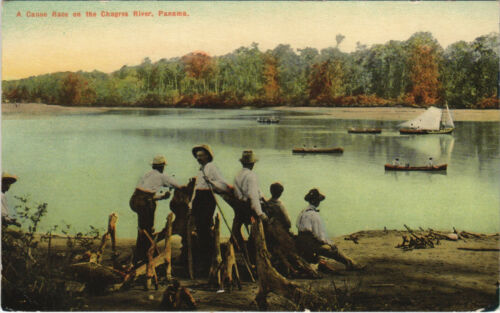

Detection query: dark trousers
xmin=191 ymin=190 xmax=216 ymax=266
xmin=130 ymin=189 xmax=157 ymax=265
xmin=296 ymin=231 xmax=354 ymax=267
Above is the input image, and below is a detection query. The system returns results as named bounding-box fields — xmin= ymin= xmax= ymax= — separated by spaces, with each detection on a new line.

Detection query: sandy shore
xmin=41 ymin=229 xmax=499 ymax=311
xmin=2 ymin=103 xmax=499 ymax=121
xmin=1 ymin=103 xmax=109 ymax=114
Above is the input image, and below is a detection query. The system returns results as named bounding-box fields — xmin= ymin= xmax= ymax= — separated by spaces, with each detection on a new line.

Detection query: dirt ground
xmin=62 ymin=229 xmax=499 ymax=312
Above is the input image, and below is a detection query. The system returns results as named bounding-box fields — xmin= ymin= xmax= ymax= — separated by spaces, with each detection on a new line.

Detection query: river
xmin=2 ymin=108 xmax=499 ymax=237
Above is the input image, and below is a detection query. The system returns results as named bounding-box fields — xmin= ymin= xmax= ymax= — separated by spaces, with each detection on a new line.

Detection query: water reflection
xmin=396 ymin=135 xmax=455 ymax=165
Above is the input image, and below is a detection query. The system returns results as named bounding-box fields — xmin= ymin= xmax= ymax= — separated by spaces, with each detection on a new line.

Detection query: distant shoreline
xmin=2 ymin=102 xmax=499 ymax=122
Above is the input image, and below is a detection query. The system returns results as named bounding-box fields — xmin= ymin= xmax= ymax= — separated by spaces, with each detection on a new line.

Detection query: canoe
xmin=292 ymin=147 xmax=344 ymax=154
xmin=384 ymin=164 xmax=447 ymax=171
xmin=257 ymin=117 xmax=280 ymax=124
xmin=399 ymin=128 xmax=454 ymax=135
xmin=348 ymin=128 xmax=382 ymax=134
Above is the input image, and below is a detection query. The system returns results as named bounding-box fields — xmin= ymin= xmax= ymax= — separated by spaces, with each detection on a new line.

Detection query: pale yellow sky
xmin=1 ymin=1 xmax=498 ymax=80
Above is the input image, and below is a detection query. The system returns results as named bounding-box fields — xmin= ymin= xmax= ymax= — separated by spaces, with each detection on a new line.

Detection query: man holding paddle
xmin=191 ymin=144 xmax=231 ymax=271
xmin=130 ymin=155 xmax=180 ymax=267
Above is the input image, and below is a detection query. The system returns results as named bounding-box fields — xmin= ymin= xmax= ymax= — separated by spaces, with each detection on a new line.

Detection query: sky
xmin=1 ymin=1 xmax=498 ymax=80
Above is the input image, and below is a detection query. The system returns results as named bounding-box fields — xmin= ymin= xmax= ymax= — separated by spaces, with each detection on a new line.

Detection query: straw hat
xmin=304 ymin=188 xmax=325 ymax=203
xmin=151 ymin=155 xmax=167 ymax=165
xmin=240 ymin=150 xmax=258 ymax=164
xmin=2 ymin=172 xmax=18 ymax=183
xmin=192 ymin=144 xmax=214 ymax=162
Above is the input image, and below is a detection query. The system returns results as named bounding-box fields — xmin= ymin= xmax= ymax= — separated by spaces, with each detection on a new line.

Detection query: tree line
xmin=2 ymin=32 xmax=498 ymax=109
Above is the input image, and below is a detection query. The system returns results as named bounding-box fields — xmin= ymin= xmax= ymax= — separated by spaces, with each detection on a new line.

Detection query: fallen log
xmin=344 ymin=234 xmax=359 ymax=244
xmin=457 ymin=247 xmax=500 ymax=252
xmin=252 ymin=220 xmax=328 ymax=311
xmin=459 ymin=231 xmax=488 ymax=239
xmin=370 ymin=283 xmax=395 ymax=288
xmin=70 ymin=262 xmax=125 ymax=290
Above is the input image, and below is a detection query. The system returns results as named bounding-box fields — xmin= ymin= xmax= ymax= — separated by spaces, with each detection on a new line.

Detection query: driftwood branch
xmin=164 ymin=213 xmax=174 ymax=282
xmin=208 ymin=214 xmax=223 ymax=289
xmin=96 ymin=213 xmax=118 ymax=263
xmin=457 ymin=247 xmax=500 ymax=252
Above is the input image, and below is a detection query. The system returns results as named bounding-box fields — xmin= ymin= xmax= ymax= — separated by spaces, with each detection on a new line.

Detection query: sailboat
xmin=399 ymin=104 xmax=455 ymax=134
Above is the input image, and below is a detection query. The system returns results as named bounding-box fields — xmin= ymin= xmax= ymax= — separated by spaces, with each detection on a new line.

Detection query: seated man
xmin=426 ymin=157 xmax=434 ymax=167
xmin=264 ymin=182 xmax=291 ymax=231
xmin=392 ymin=158 xmax=400 ymax=166
xmin=296 ymin=188 xmax=362 ymax=271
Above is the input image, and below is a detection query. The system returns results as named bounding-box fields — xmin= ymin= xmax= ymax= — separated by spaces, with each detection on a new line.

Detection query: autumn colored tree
xmin=308 ymin=61 xmax=331 ymax=101
xmin=308 ymin=59 xmax=344 ymax=104
xmin=181 ymin=51 xmax=214 ymax=95
xmin=405 ymin=32 xmax=443 ymax=106
xmin=407 ymin=45 xmax=440 ymax=106
xmin=60 ymin=72 xmax=96 ymax=106
xmin=262 ymin=53 xmax=280 ymax=102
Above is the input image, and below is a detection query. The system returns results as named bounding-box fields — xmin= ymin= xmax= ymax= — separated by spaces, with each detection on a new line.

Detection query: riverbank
xmin=20 ymin=228 xmax=498 ymax=311
xmin=2 ymin=103 xmax=500 ymax=121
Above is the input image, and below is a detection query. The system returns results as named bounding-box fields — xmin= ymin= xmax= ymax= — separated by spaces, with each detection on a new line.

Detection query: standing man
xmin=296 ymin=188 xmax=362 ymax=271
xmin=130 ymin=155 xmax=180 ymax=266
xmin=191 ymin=144 xmax=230 ymax=270
xmin=2 ymin=172 xmax=20 ymax=227
xmin=232 ymin=150 xmax=268 ymax=250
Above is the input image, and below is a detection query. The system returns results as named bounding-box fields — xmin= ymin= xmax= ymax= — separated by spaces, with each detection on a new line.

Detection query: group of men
xmin=130 ymin=144 xmax=362 ymax=276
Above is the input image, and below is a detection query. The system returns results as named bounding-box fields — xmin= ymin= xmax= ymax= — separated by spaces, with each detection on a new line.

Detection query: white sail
xmin=399 ymin=107 xmax=442 ymax=131
xmin=441 ymin=104 xmax=455 ymax=128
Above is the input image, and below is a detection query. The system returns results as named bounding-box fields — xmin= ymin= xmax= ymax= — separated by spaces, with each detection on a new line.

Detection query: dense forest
xmin=2 ymin=32 xmax=499 ymax=109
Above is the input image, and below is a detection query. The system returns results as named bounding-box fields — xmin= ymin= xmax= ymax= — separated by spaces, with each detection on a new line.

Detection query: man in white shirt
xmin=130 ymin=155 xmax=180 ymax=267
xmin=191 ymin=144 xmax=230 ymax=270
xmin=392 ymin=158 xmax=400 ymax=166
xmin=231 ymin=150 xmax=268 ymax=256
xmin=296 ymin=188 xmax=362 ymax=271
xmin=427 ymin=157 xmax=434 ymax=167
xmin=2 ymin=172 xmax=20 ymax=227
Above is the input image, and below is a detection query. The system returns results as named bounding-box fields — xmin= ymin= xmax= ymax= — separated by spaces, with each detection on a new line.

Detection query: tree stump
xmin=164 ymin=213 xmax=174 ymax=282
xmin=252 ymin=220 xmax=328 ymax=311
xmin=160 ymin=279 xmax=197 ymax=311
xmin=221 ymin=241 xmax=241 ymax=291
xmin=96 ymin=212 xmax=118 ymax=264
xmin=263 ymin=219 xmax=320 ymax=279
xmin=208 ymin=214 xmax=223 ymax=288
xmin=169 ymin=179 xmax=196 ymax=278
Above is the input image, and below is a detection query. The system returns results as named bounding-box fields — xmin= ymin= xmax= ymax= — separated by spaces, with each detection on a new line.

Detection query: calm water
xmin=2 ymin=108 xmax=499 ymax=238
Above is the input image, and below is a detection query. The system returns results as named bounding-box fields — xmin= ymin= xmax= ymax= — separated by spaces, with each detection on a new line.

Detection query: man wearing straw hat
xmin=130 ymin=155 xmax=180 ymax=266
xmin=2 ymin=172 xmax=20 ymax=227
xmin=296 ymin=188 xmax=363 ymax=271
xmin=191 ymin=144 xmax=230 ymax=270
xmin=231 ymin=150 xmax=268 ymax=253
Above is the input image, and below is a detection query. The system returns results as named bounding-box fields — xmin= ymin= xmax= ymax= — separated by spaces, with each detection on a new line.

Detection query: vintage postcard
xmin=1 ymin=0 xmax=499 ymax=311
